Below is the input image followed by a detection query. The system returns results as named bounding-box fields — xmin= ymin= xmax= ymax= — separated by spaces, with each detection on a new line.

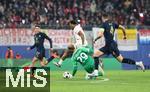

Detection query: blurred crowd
xmin=0 ymin=0 xmax=149 ymax=28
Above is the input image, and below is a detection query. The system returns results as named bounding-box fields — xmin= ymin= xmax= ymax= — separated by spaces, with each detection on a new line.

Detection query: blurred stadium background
xmin=0 ymin=0 xmax=149 ymax=70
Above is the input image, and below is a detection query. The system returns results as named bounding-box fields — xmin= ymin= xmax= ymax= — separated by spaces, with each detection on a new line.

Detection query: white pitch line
xmin=90 ymin=78 xmax=109 ymax=83
xmin=52 ymin=78 xmax=110 ymax=84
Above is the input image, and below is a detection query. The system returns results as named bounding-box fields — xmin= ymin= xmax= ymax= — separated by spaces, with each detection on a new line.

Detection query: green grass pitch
xmin=0 ymin=59 xmax=150 ymax=92
xmin=2 ymin=70 xmax=149 ymax=92
xmin=51 ymin=70 xmax=150 ymax=92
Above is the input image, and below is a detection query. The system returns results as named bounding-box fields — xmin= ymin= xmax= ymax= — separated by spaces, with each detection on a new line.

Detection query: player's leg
xmin=111 ymin=42 xmax=145 ymax=71
xmin=93 ymin=49 xmax=104 ymax=69
xmin=99 ymin=58 xmax=104 ymax=69
xmin=30 ymin=57 xmax=38 ymax=67
xmin=30 ymin=50 xmax=43 ymax=76
xmin=39 ymin=56 xmax=47 ymax=67
xmin=85 ymin=64 xmax=103 ymax=79
xmin=31 ymin=51 xmax=46 ymax=76
xmin=93 ymin=58 xmax=104 ymax=76
xmin=54 ymin=44 xmax=75 ymax=67
xmin=83 ymin=45 xmax=103 ymax=75
xmin=84 ymin=64 xmax=95 ymax=79
xmin=93 ymin=47 xmax=106 ymax=76
xmin=39 ymin=50 xmax=46 ymax=67
xmin=53 ymin=50 xmax=67 ymax=67
xmin=46 ymin=56 xmax=55 ymax=64
xmin=116 ymin=54 xmax=145 ymax=71
xmin=30 ymin=56 xmax=38 ymax=76
xmin=45 ymin=50 xmax=60 ymax=65
xmin=96 ymin=58 xmax=105 ymax=76
xmin=54 ymin=46 xmax=74 ymax=67
xmin=40 ymin=60 xmax=45 ymax=67
xmin=85 ymin=56 xmax=104 ymax=79
xmin=31 ymin=67 xmax=36 ymax=76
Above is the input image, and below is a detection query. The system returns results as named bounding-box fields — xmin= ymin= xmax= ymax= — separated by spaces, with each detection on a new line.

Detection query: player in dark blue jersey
xmin=27 ymin=25 xmax=53 ymax=68
xmin=93 ymin=13 xmax=145 ymax=71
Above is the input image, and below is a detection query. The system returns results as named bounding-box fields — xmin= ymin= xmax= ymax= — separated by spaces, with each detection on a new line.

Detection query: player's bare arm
xmin=94 ymin=28 xmax=104 ymax=43
xmin=78 ymin=31 xmax=85 ymax=45
xmin=118 ymin=25 xmax=127 ymax=39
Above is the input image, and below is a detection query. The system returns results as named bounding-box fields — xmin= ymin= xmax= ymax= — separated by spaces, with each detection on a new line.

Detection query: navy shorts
xmin=35 ymin=50 xmax=45 ymax=60
xmin=99 ymin=41 xmax=120 ymax=57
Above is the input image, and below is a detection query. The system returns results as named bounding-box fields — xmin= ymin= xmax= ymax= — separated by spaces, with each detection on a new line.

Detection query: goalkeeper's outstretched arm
xmin=72 ymin=61 xmax=78 ymax=76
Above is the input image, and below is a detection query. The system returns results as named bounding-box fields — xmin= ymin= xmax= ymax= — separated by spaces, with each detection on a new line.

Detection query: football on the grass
xmin=63 ymin=71 xmax=72 ymax=78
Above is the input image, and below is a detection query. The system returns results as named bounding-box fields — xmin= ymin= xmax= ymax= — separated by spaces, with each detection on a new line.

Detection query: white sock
xmin=87 ymin=73 xmax=93 ymax=76
xmin=94 ymin=69 xmax=98 ymax=76
xmin=58 ymin=59 xmax=63 ymax=65
xmin=135 ymin=62 xmax=141 ymax=65
xmin=98 ymin=65 xmax=105 ymax=75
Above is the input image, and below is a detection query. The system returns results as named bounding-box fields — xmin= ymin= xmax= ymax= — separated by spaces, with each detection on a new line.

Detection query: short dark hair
xmin=102 ymin=13 xmax=109 ymax=18
xmin=68 ymin=44 xmax=75 ymax=51
xmin=7 ymin=46 xmax=11 ymax=50
xmin=69 ymin=20 xmax=77 ymax=25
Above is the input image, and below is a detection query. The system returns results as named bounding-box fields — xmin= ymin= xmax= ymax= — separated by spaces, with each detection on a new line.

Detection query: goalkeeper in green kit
xmin=68 ymin=44 xmax=104 ymax=79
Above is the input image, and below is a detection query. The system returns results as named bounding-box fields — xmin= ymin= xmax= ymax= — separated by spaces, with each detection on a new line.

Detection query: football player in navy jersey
xmin=27 ymin=25 xmax=53 ymax=76
xmin=93 ymin=13 xmax=145 ymax=71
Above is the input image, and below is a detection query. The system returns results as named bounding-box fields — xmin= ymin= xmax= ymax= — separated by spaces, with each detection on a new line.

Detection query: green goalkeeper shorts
xmin=83 ymin=56 xmax=95 ymax=73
